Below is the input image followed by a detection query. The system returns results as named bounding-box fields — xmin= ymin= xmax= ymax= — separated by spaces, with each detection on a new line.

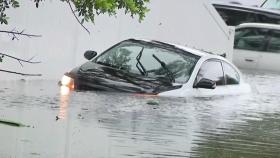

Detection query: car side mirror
xmin=194 ymin=78 xmax=216 ymax=89
xmin=84 ymin=50 xmax=97 ymax=60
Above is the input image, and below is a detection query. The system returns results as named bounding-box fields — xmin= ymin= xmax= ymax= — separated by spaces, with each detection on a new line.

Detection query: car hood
xmin=72 ymin=61 xmax=182 ymax=94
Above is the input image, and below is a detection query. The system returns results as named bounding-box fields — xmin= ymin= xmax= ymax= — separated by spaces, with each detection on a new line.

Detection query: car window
xmin=215 ymin=6 xmax=280 ymax=26
xmin=95 ymin=41 xmax=199 ymax=83
xmin=195 ymin=60 xmax=225 ymax=86
xmin=258 ymin=14 xmax=280 ymax=24
xmin=267 ymin=30 xmax=280 ymax=53
xmin=216 ymin=8 xmax=255 ymax=26
xmin=234 ymin=28 xmax=269 ymax=51
xmin=222 ymin=62 xmax=240 ymax=85
xmin=244 ymin=13 xmax=259 ymax=23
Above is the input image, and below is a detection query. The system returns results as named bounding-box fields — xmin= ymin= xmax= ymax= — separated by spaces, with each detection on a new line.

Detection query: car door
xmin=258 ymin=29 xmax=280 ymax=72
xmin=233 ymin=27 xmax=269 ymax=70
xmin=192 ymin=59 xmax=226 ymax=96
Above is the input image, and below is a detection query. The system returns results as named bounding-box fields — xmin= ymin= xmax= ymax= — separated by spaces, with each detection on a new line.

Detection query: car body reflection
xmin=59 ymin=86 xmax=70 ymax=119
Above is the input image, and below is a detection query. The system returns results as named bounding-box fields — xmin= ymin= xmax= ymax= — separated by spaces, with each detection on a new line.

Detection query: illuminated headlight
xmin=60 ymin=75 xmax=75 ymax=89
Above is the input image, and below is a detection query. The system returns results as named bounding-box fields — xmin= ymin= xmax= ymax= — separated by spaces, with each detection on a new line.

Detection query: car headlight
xmin=60 ymin=74 xmax=75 ymax=89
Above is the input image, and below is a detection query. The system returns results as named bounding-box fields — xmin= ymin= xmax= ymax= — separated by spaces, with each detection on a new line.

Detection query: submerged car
xmin=212 ymin=2 xmax=280 ymax=26
xmin=233 ymin=23 xmax=280 ymax=73
xmin=60 ymin=39 xmax=250 ymax=97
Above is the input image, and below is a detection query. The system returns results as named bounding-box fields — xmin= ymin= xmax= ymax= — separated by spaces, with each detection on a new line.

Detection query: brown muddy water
xmin=0 ymin=71 xmax=280 ymax=158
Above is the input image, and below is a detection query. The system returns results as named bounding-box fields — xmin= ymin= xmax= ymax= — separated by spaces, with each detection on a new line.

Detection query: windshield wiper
xmin=136 ymin=47 xmax=147 ymax=76
xmin=152 ymin=54 xmax=175 ymax=83
xmin=96 ymin=61 xmax=118 ymax=68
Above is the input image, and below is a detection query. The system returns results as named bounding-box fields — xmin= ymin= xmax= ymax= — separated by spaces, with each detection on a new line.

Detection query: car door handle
xmin=245 ymin=59 xmax=254 ymax=62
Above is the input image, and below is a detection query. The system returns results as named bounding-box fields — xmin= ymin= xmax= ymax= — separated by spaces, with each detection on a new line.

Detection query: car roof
xmin=212 ymin=2 xmax=280 ymax=15
xmin=127 ymin=39 xmax=234 ymax=70
xmin=236 ymin=23 xmax=280 ymax=30
xmin=148 ymin=40 xmax=230 ymax=62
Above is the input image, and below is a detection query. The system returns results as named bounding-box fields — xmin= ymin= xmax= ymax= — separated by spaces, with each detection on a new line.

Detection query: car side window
xmin=216 ymin=8 xmax=255 ymax=26
xmin=222 ymin=62 xmax=240 ymax=85
xmin=267 ymin=30 xmax=280 ymax=53
xmin=258 ymin=14 xmax=280 ymax=24
xmin=234 ymin=28 xmax=269 ymax=52
xmin=195 ymin=60 xmax=225 ymax=86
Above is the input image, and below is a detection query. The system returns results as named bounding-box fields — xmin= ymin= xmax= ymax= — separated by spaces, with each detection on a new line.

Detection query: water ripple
xmin=0 ymin=72 xmax=280 ymax=157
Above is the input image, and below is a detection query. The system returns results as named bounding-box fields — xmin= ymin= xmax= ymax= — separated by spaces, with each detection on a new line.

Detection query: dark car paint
xmin=213 ymin=3 xmax=280 ymax=26
xmin=69 ymin=61 xmax=182 ymax=94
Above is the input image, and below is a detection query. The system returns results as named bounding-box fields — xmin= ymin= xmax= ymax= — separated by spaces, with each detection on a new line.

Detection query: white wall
xmin=0 ymin=0 xmax=233 ymax=80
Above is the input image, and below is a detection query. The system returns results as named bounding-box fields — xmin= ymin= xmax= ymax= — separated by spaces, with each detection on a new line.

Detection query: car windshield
xmin=94 ymin=41 xmax=200 ymax=83
xmin=262 ymin=0 xmax=280 ymax=10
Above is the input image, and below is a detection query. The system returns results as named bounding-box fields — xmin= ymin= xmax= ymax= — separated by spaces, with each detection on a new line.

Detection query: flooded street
xmin=1 ymin=71 xmax=280 ymax=158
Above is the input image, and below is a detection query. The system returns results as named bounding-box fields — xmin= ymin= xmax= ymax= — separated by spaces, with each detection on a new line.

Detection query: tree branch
xmin=0 ymin=53 xmax=41 ymax=64
xmin=0 ymin=69 xmax=42 ymax=76
xmin=66 ymin=0 xmax=90 ymax=34
xmin=0 ymin=29 xmax=42 ymax=40
xmin=0 ymin=53 xmax=42 ymax=76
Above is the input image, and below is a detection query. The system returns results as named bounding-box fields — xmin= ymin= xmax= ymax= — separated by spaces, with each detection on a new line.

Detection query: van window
xmin=216 ymin=8 xmax=257 ymax=26
xmin=215 ymin=6 xmax=280 ymax=26
xmin=267 ymin=30 xmax=280 ymax=53
xmin=258 ymin=14 xmax=280 ymax=24
xmin=234 ymin=28 xmax=269 ymax=51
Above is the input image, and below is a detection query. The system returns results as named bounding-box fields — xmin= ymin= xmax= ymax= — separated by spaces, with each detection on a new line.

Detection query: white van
xmin=233 ymin=23 xmax=280 ymax=73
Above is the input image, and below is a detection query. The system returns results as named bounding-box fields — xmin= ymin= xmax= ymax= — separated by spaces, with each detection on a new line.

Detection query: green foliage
xmin=68 ymin=0 xmax=150 ymax=23
xmin=0 ymin=0 xmax=20 ymax=24
xmin=0 ymin=0 xmax=149 ymax=25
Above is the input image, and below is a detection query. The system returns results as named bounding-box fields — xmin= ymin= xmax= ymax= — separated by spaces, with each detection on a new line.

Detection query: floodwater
xmin=0 ymin=71 xmax=280 ymax=158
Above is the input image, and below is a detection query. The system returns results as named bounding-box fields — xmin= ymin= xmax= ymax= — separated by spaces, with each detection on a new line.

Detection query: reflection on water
xmin=58 ymin=86 xmax=70 ymax=120
xmin=60 ymin=86 xmax=71 ymax=96
xmin=0 ymin=71 xmax=280 ymax=158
